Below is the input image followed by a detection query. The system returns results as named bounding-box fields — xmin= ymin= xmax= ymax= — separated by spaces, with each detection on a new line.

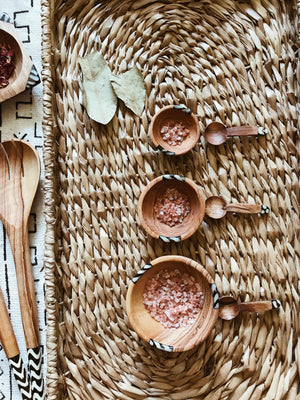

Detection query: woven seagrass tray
xmin=41 ymin=0 xmax=300 ymax=399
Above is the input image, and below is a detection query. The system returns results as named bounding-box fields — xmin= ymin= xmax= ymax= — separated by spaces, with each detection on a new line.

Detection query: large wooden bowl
xmin=126 ymin=255 xmax=219 ymax=352
xmin=138 ymin=174 xmax=205 ymax=241
xmin=149 ymin=105 xmax=200 ymax=155
xmin=0 ymin=21 xmax=32 ymax=103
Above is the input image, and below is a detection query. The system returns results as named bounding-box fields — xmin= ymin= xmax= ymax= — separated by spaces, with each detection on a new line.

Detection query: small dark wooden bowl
xmin=149 ymin=105 xmax=200 ymax=155
xmin=126 ymin=255 xmax=219 ymax=352
xmin=0 ymin=21 xmax=32 ymax=103
xmin=138 ymin=175 xmax=205 ymax=242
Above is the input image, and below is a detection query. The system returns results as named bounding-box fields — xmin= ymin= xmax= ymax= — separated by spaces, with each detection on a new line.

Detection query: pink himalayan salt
xmin=154 ymin=187 xmax=191 ymax=227
xmin=160 ymin=121 xmax=190 ymax=146
xmin=143 ymin=268 xmax=204 ymax=328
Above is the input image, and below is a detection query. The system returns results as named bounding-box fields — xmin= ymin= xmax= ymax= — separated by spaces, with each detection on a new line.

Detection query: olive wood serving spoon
xmin=0 ymin=140 xmax=44 ymax=399
xmin=204 ymin=122 xmax=267 ymax=145
xmin=205 ymin=196 xmax=270 ymax=219
xmin=219 ymin=296 xmax=281 ymax=320
xmin=0 ymin=287 xmax=31 ymax=399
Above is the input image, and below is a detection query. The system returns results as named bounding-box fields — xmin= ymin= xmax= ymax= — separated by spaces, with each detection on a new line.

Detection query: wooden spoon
xmin=205 ymin=196 xmax=270 ymax=219
xmin=219 ymin=296 xmax=281 ymax=320
xmin=204 ymin=122 xmax=267 ymax=145
xmin=0 ymin=287 xmax=31 ymax=399
xmin=0 ymin=140 xmax=44 ymax=399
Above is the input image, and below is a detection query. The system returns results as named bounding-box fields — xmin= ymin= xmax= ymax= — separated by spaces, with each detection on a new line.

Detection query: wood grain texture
xmin=41 ymin=0 xmax=299 ymax=399
xmin=0 ymin=141 xmax=40 ymax=349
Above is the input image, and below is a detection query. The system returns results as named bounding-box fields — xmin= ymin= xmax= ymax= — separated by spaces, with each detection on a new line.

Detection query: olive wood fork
xmin=0 ymin=140 xmax=44 ymax=400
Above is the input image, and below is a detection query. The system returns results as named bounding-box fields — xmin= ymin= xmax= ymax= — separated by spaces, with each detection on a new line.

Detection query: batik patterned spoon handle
xmin=28 ymin=345 xmax=45 ymax=400
xmin=0 ymin=288 xmax=31 ymax=400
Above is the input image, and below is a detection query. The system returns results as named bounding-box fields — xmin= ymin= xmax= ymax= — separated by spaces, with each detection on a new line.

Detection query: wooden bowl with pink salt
xmin=126 ymin=255 xmax=219 ymax=352
xmin=149 ymin=105 xmax=200 ymax=155
xmin=137 ymin=174 xmax=205 ymax=242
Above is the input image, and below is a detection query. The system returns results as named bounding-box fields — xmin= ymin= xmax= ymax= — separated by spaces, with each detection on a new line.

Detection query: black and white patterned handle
xmin=8 ymin=354 xmax=32 ymax=400
xmin=28 ymin=346 xmax=45 ymax=400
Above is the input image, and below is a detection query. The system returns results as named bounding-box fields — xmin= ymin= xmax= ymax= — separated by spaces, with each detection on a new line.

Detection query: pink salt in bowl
xmin=149 ymin=105 xmax=200 ymax=155
xmin=126 ymin=255 xmax=219 ymax=352
xmin=138 ymin=174 xmax=206 ymax=242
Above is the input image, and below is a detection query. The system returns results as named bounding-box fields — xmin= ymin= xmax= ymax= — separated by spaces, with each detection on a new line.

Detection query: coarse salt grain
xmin=143 ymin=268 xmax=204 ymax=328
xmin=160 ymin=121 xmax=190 ymax=146
xmin=154 ymin=187 xmax=191 ymax=227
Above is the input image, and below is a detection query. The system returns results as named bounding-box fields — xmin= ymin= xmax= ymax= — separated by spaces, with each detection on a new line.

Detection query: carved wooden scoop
xmin=0 ymin=140 xmax=44 ymax=399
xmin=219 ymin=296 xmax=281 ymax=320
xmin=205 ymin=196 xmax=270 ymax=219
xmin=204 ymin=122 xmax=267 ymax=145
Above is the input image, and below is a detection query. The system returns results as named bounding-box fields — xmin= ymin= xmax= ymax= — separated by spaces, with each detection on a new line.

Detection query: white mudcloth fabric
xmin=0 ymin=1 xmax=46 ymax=399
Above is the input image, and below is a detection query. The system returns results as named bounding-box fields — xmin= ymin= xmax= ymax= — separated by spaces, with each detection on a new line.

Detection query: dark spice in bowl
xmin=0 ymin=44 xmax=15 ymax=88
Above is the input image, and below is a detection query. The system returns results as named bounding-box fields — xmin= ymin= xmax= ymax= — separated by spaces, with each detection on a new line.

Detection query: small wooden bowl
xmin=0 ymin=21 xmax=33 ymax=103
xmin=126 ymin=255 xmax=219 ymax=352
xmin=149 ymin=105 xmax=200 ymax=155
xmin=138 ymin=174 xmax=205 ymax=242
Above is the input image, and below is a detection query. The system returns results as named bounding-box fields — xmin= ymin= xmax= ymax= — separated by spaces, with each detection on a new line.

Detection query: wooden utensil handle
xmin=6 ymin=224 xmax=39 ymax=349
xmin=225 ymin=203 xmax=262 ymax=214
xmin=226 ymin=126 xmax=267 ymax=137
xmin=0 ymin=288 xmax=19 ymax=358
xmin=239 ymin=300 xmax=280 ymax=313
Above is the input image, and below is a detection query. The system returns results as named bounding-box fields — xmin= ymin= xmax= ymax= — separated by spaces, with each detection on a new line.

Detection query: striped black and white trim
xmin=26 ymin=65 xmax=41 ymax=89
xmin=257 ymin=127 xmax=268 ymax=136
xmin=210 ymin=283 xmax=219 ymax=309
xmin=8 ymin=354 xmax=31 ymax=400
xmin=173 ymin=105 xmax=191 ymax=114
xmin=132 ymin=264 xmax=152 ymax=284
xmin=156 ymin=145 xmax=175 ymax=156
xmin=271 ymin=299 xmax=281 ymax=309
xmin=28 ymin=346 xmax=44 ymax=400
xmin=260 ymin=205 xmax=270 ymax=215
xmin=0 ymin=12 xmax=12 ymax=23
xmin=149 ymin=339 xmax=173 ymax=352
xmin=159 ymin=235 xmax=182 ymax=243
xmin=162 ymin=174 xmax=185 ymax=182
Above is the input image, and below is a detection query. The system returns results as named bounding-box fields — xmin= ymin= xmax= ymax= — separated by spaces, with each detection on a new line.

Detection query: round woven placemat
xmin=42 ymin=0 xmax=300 ymax=399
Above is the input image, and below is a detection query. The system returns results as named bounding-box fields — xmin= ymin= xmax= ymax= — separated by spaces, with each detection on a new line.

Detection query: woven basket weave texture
xmin=42 ymin=0 xmax=299 ymax=399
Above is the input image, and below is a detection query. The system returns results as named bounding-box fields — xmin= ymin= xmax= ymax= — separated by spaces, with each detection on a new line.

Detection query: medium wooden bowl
xmin=0 ymin=21 xmax=33 ymax=103
xmin=138 ymin=174 xmax=205 ymax=242
xmin=126 ymin=255 xmax=219 ymax=352
xmin=149 ymin=105 xmax=200 ymax=155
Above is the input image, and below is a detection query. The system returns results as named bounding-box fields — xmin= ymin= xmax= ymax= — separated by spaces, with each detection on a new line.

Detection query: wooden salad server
xmin=205 ymin=196 xmax=270 ymax=219
xmin=0 ymin=287 xmax=31 ymax=399
xmin=0 ymin=140 xmax=44 ymax=400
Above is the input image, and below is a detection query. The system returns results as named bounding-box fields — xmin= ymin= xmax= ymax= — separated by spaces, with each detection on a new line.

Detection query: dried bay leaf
xmin=110 ymin=66 xmax=146 ymax=116
xmin=78 ymin=52 xmax=117 ymax=125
